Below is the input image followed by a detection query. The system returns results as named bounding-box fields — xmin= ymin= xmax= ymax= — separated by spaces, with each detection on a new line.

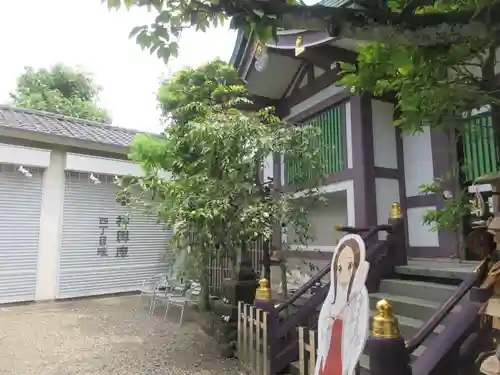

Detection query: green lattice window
xmin=461 ymin=113 xmax=499 ymax=182
xmin=284 ymin=104 xmax=346 ymax=185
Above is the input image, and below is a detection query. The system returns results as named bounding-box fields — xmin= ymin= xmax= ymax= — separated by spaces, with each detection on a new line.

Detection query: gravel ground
xmin=0 ymin=295 xmax=243 ymax=375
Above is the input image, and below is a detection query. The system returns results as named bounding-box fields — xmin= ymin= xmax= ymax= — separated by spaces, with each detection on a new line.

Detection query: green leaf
xmin=155 ymin=11 xmax=171 ymax=23
xmin=129 ymin=25 xmax=148 ymax=38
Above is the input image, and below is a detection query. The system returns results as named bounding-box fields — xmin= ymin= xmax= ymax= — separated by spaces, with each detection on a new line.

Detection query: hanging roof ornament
xmin=254 ymin=42 xmax=269 ymax=72
xmin=295 ymin=35 xmax=305 ymax=56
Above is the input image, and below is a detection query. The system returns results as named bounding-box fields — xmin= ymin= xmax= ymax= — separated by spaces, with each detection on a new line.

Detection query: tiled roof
xmin=318 ymin=0 xmax=349 ymax=7
xmin=0 ymin=105 xmax=140 ymax=147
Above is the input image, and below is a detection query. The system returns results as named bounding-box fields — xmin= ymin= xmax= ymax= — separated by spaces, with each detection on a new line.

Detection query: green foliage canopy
xmin=103 ymin=0 xmax=499 ymax=64
xmin=10 ymin=64 xmax=111 ymax=123
xmin=123 ymin=61 xmax=324 ymax=306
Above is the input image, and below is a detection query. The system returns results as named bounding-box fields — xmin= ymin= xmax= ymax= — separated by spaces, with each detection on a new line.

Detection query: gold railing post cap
xmin=376 ymin=298 xmax=393 ymax=313
xmin=390 ymin=202 xmax=402 ymax=219
xmin=372 ymin=298 xmax=401 ymax=339
xmin=255 ymin=277 xmax=271 ymax=301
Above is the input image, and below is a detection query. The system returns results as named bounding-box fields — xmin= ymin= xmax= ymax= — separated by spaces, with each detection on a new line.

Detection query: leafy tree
xmin=157 ymin=58 xmax=243 ymax=124
xmin=104 ymin=0 xmax=498 ymax=64
xmin=121 ymin=61 xmax=324 ymax=309
xmin=10 ymin=64 xmax=111 ymax=123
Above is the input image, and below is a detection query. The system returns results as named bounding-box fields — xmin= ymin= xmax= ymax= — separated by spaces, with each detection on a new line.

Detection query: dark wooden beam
xmin=283 ymin=62 xmax=308 ymax=98
xmin=307 ymin=63 xmax=315 ymax=83
xmin=270 ymin=45 xmax=357 ymax=70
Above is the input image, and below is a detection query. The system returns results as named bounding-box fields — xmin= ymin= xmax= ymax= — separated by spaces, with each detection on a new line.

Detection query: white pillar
xmin=35 ymin=150 xmax=66 ymax=300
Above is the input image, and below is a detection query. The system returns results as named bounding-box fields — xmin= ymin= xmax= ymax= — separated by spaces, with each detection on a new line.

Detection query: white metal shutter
xmin=0 ymin=164 xmax=43 ymax=303
xmin=59 ymin=172 xmax=172 ymax=298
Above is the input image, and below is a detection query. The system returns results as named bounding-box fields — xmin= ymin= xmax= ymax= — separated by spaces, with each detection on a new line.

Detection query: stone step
xmin=395 ymin=260 xmax=478 ymax=281
xmin=379 ymin=279 xmax=455 ymax=303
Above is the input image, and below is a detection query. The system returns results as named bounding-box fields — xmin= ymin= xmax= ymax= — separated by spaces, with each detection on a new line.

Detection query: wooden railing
xmin=297 ymin=327 xmax=317 ymax=375
xmin=408 ymin=257 xmax=489 ymax=375
xmin=238 ymin=301 xmax=271 ymax=375
xmin=276 ymin=223 xmax=394 ymax=315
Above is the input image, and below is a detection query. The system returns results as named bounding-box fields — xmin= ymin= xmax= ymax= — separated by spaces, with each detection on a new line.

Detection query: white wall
xmin=372 ymin=100 xmax=397 ymax=169
xmin=293 ymin=179 xmax=355 ymax=227
xmin=407 ymin=206 xmax=439 ymax=247
xmin=35 ymin=150 xmax=66 ymax=300
xmin=345 ymin=101 xmax=353 ymax=168
xmin=66 ymin=153 xmax=172 ymax=179
xmin=0 ymin=143 xmax=51 ymax=168
xmin=402 ymin=127 xmax=437 ymax=248
xmin=402 ymin=128 xmax=434 ymax=197
xmin=288 ymin=191 xmax=348 ymax=251
xmin=263 ymin=153 xmax=274 ymax=183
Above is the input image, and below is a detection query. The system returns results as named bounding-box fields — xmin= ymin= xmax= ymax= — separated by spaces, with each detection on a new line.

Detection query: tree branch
xmin=232 ymin=1 xmax=498 ymax=45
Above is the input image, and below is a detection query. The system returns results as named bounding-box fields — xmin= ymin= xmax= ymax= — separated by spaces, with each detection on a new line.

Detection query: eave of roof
xmin=0 ymin=105 xmax=159 ymax=149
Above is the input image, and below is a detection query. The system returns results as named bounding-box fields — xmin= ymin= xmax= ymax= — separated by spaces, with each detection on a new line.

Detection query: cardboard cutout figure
xmin=314 ymin=234 xmax=370 ymax=375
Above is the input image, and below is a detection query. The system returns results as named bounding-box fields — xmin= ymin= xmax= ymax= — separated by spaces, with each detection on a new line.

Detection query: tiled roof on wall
xmin=0 ymin=105 xmax=140 ymax=147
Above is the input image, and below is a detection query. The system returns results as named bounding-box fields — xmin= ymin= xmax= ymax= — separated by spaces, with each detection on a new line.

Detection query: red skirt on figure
xmin=319 ymin=318 xmax=343 ymax=375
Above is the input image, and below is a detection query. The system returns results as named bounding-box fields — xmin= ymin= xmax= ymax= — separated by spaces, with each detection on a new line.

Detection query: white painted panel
xmin=375 ymin=178 xmax=400 ymax=240
xmin=0 ymin=143 xmax=51 ymax=168
xmin=263 ymin=153 xmax=273 ymax=183
xmin=407 ymin=206 xmax=439 ymax=247
xmin=287 ymin=84 xmax=345 ymax=119
xmin=288 ymin=191 xmax=347 ymax=249
xmin=345 ymin=101 xmax=353 ymax=169
xmin=293 ymin=180 xmax=355 ymax=226
xmin=372 ymin=100 xmax=397 ymax=169
xmin=402 ymin=128 xmax=434 ymax=197
xmin=65 ymin=153 xmax=172 ymax=179
xmin=314 ymin=66 xmax=325 ymax=77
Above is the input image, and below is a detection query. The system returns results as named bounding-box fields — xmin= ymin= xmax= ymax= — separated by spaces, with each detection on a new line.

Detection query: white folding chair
xmin=165 ymin=283 xmax=201 ymax=326
xmin=138 ymin=273 xmax=168 ymax=314
xmin=150 ymin=279 xmax=188 ymax=315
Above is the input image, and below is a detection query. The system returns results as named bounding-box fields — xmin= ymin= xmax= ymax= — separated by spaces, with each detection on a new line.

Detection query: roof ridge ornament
xmin=295 ymin=35 xmax=305 ymax=56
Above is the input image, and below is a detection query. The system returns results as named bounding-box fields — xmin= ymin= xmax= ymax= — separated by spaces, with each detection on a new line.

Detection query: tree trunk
xmin=200 ymin=248 xmax=211 ymax=311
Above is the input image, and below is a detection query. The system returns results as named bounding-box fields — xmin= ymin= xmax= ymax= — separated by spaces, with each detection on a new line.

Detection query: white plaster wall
xmin=402 ymin=127 xmax=434 ymax=197
xmin=0 ymin=143 xmax=51 ymax=168
xmin=66 ymin=153 xmax=172 ymax=179
xmin=314 ymin=66 xmax=325 ymax=77
xmin=286 ymin=84 xmax=345 ymax=119
xmin=407 ymin=206 xmax=439 ymax=247
xmin=372 ymin=100 xmax=397 ymax=169
xmin=293 ymin=180 xmax=355 ymax=227
xmin=263 ymin=153 xmax=274 ymax=184
xmin=35 ymin=150 xmax=66 ymax=300
xmin=375 ymin=178 xmax=400 ymax=240
xmin=345 ymin=101 xmax=353 ymax=169
xmin=287 ymin=191 xmax=348 ymax=251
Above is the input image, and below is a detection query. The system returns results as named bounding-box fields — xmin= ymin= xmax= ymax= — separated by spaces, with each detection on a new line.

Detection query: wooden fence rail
xmin=297 ymin=326 xmax=317 ymax=375
xmin=237 ymin=301 xmax=271 ymax=375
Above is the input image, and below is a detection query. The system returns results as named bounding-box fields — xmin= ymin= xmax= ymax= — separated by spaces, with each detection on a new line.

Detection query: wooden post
xmin=387 ymin=202 xmax=407 ymax=267
xmin=369 ymin=298 xmax=412 ymax=375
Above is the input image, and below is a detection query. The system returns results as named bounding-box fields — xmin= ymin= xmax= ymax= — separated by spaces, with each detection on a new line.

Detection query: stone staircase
xmin=286 ymin=259 xmax=479 ymax=375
